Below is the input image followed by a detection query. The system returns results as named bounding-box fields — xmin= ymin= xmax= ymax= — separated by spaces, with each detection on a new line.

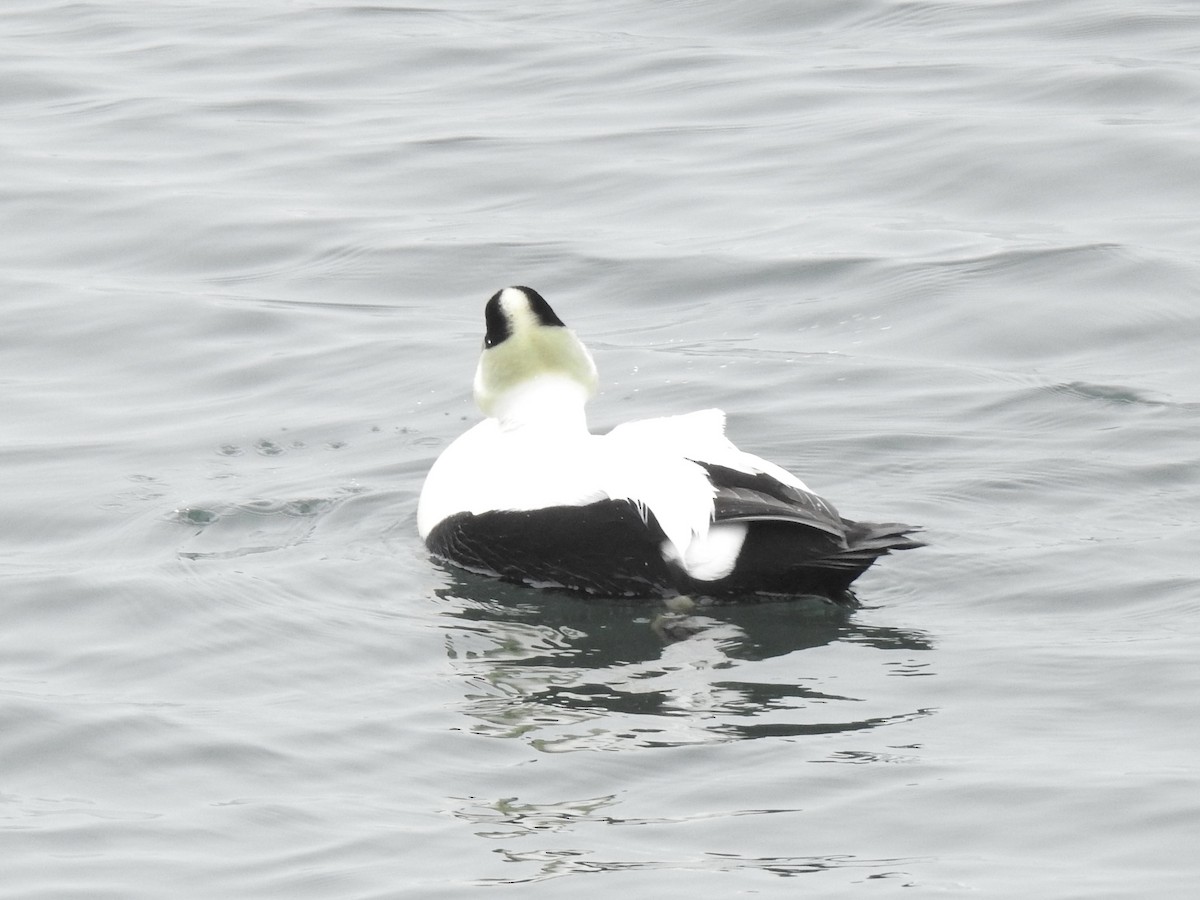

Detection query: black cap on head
xmin=483 ymin=286 xmax=566 ymax=348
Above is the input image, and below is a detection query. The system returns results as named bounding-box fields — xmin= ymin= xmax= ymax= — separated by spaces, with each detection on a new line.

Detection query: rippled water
xmin=4 ymin=1 xmax=1199 ymax=897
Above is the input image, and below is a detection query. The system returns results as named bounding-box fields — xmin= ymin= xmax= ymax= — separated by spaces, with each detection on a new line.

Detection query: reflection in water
xmin=434 ymin=568 xmax=935 ymax=752
xmin=451 ymin=792 xmax=931 ymax=885
xmin=454 ymin=793 xmax=623 ymax=840
xmin=479 ymin=847 xmax=930 ymax=885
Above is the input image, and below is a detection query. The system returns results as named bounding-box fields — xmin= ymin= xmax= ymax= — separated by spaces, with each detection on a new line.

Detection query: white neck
xmin=488 ymin=374 xmax=591 ymax=433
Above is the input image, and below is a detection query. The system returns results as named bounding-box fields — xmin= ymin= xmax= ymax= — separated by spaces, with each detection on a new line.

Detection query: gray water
xmin=4 ymin=1 xmax=1199 ymax=897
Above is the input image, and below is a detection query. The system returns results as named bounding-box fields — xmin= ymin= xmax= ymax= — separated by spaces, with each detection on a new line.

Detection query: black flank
xmin=427 ymin=501 xmax=676 ymax=598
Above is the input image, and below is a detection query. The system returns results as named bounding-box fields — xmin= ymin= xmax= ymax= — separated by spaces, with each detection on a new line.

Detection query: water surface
xmin=3 ymin=1 xmax=1199 ymax=897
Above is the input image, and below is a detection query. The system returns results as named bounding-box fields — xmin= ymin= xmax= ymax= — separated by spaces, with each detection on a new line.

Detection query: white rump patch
xmin=661 ymin=521 xmax=748 ymax=582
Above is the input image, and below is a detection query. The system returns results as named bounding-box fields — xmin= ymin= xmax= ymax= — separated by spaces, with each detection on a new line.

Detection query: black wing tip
xmin=848 ymin=520 xmax=925 ymax=547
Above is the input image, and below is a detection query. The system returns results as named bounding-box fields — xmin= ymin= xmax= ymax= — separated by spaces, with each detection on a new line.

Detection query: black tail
xmin=814 ymin=520 xmax=925 ymax=571
xmin=678 ymin=518 xmax=923 ymax=603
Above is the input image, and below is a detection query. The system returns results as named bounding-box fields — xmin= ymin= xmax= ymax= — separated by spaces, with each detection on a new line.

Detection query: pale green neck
xmin=473 ymin=325 xmax=598 ymax=432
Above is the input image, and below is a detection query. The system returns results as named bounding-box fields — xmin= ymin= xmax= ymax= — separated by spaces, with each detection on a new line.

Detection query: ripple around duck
xmin=1048 ymin=380 xmax=1182 ymax=408
xmin=173 ymin=495 xmax=344 ymax=560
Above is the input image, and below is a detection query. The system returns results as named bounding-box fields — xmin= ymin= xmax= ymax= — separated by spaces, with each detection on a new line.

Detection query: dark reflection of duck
xmin=433 ymin=567 xmax=935 ymax=749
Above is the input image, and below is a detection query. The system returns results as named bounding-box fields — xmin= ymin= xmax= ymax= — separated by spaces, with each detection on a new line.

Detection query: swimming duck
xmin=417 ymin=286 xmax=921 ymax=604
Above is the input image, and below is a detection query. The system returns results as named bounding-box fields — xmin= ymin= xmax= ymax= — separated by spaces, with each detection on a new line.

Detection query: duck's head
xmin=473 ymin=286 xmax=599 ymax=427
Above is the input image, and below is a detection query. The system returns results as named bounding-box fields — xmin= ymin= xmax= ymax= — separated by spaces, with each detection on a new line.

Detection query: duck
xmin=417 ymin=286 xmax=922 ymax=604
